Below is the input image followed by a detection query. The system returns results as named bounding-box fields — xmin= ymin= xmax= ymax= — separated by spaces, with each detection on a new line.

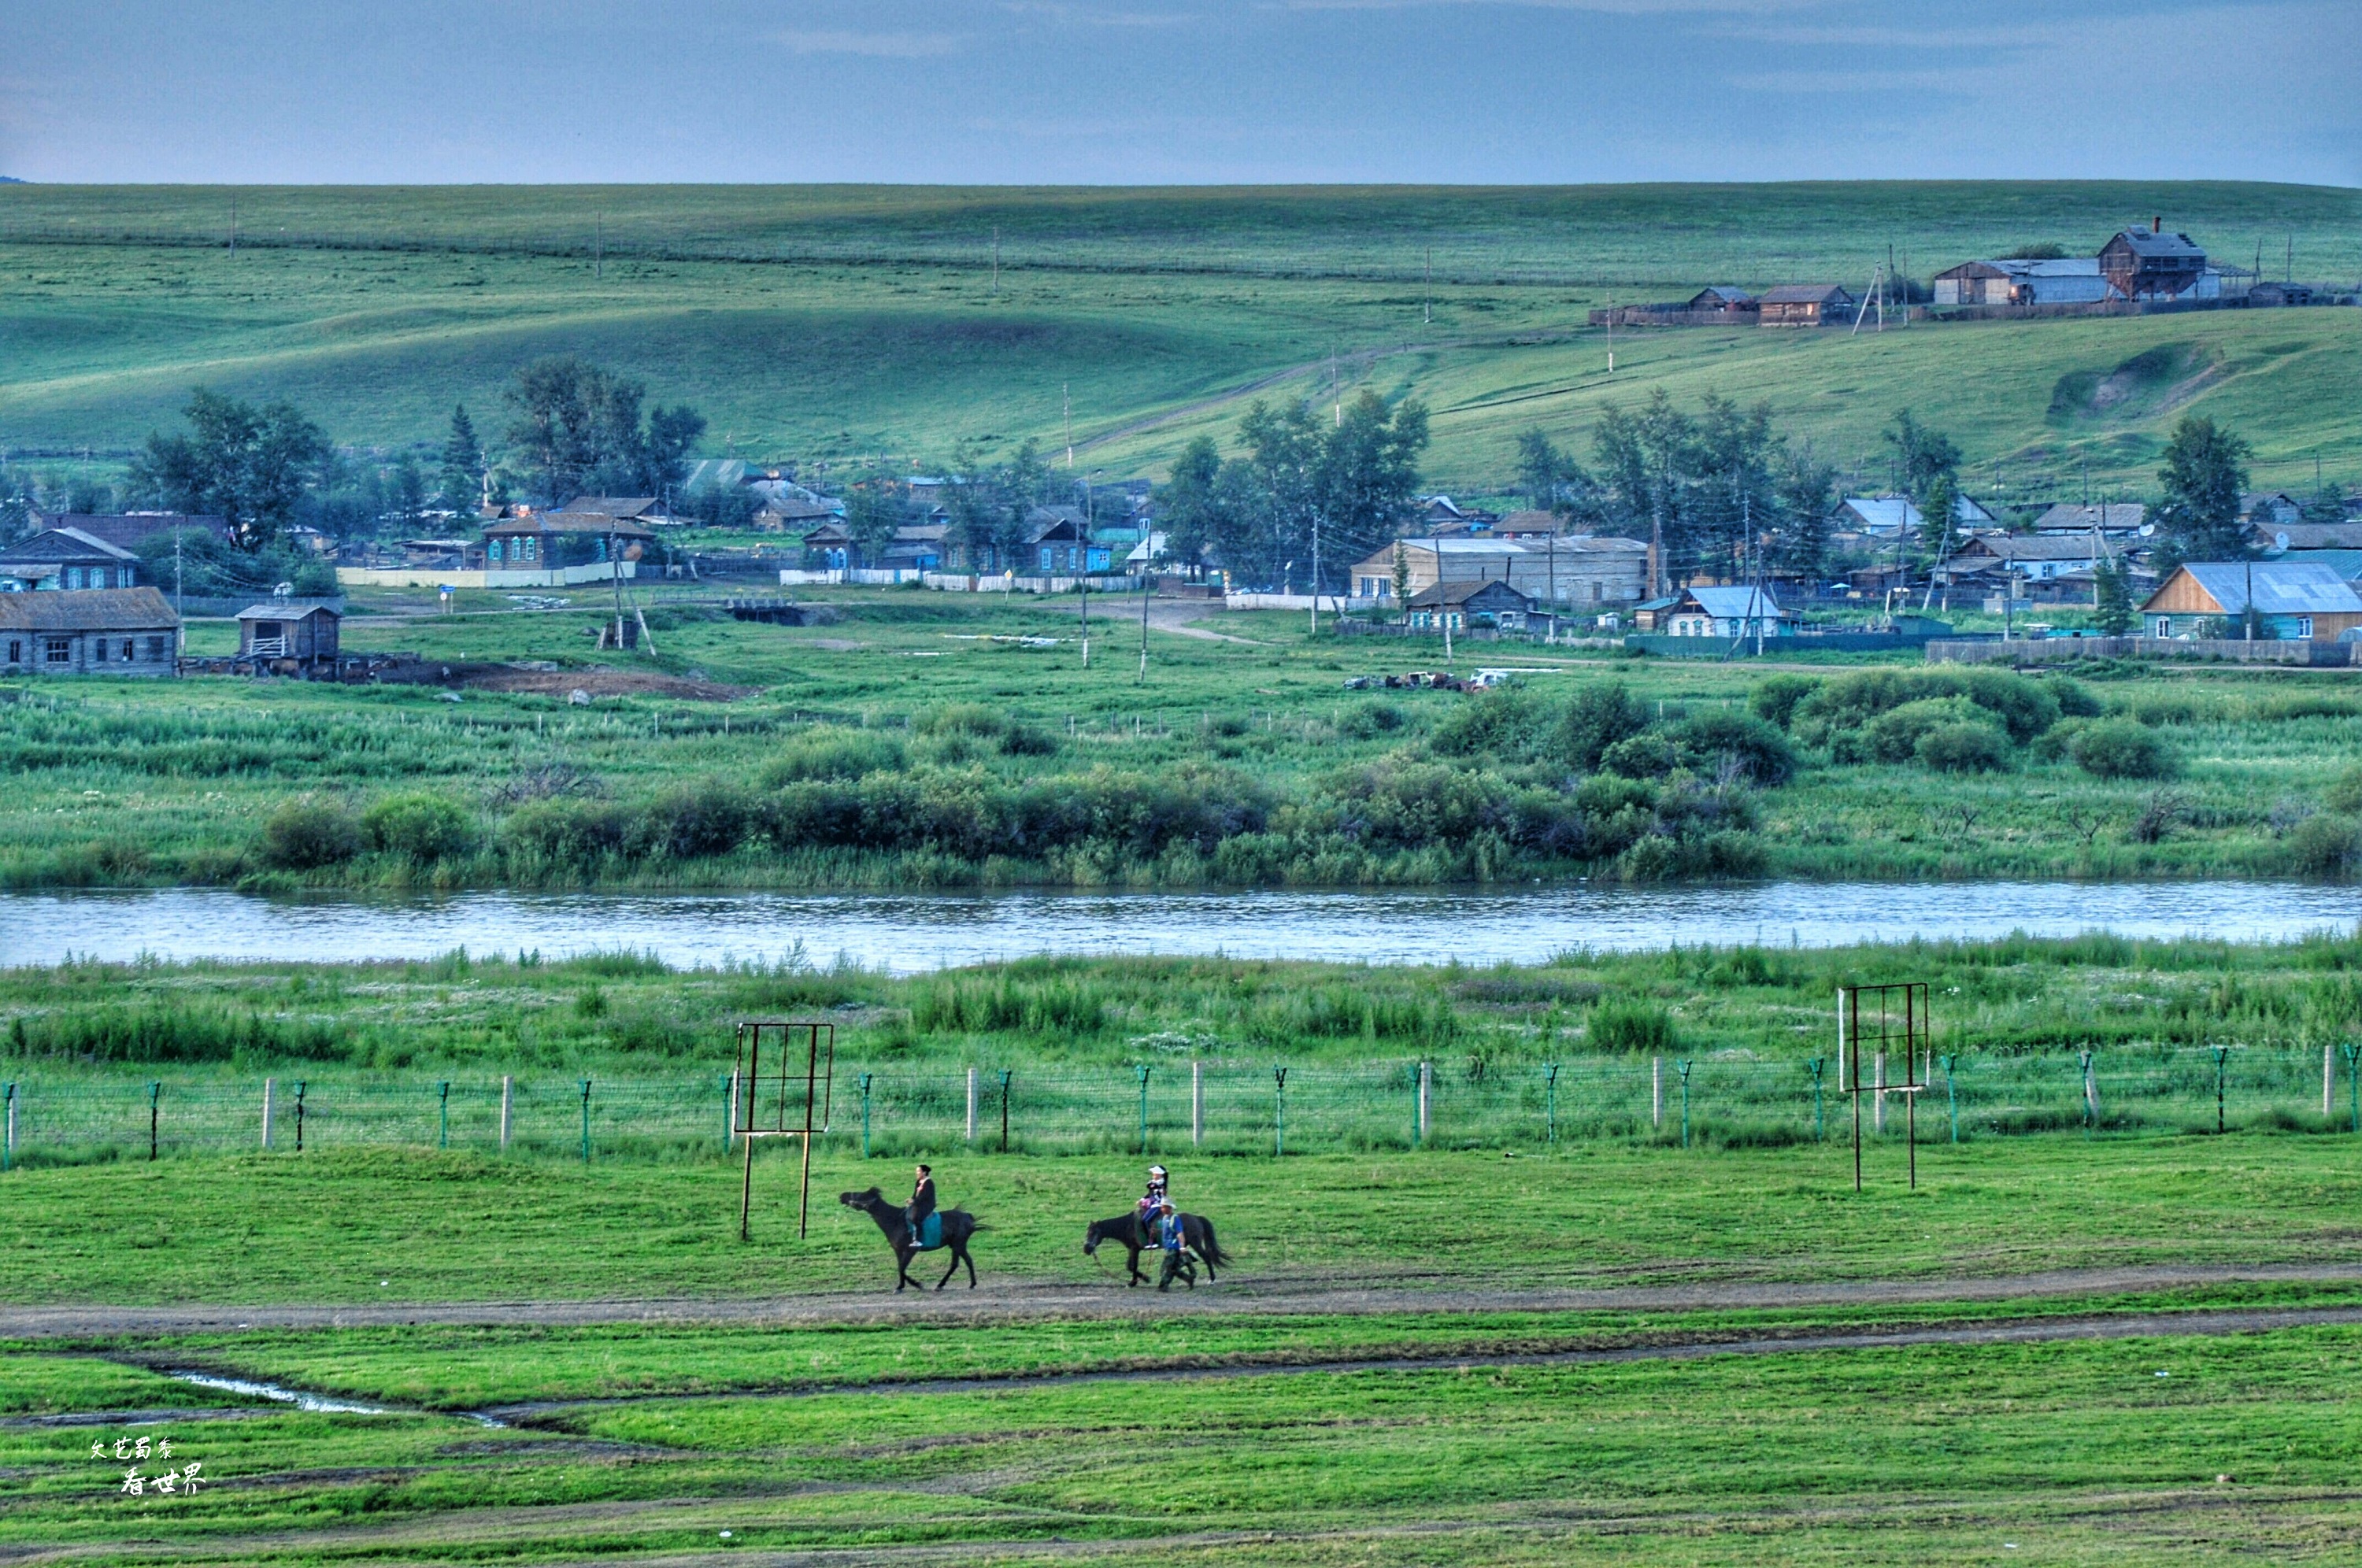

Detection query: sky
xmin=0 ymin=0 xmax=2355 ymax=187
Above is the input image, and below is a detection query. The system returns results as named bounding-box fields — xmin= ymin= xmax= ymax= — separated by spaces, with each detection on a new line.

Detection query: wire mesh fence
xmin=5 ymin=1044 xmax=2360 ymax=1168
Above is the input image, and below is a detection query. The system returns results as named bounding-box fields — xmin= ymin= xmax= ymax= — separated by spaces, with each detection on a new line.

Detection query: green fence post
xmin=437 ymin=1081 xmax=450 ymax=1150
xmin=998 ymin=1069 xmax=1013 ymax=1152
xmin=1675 ymin=1060 xmax=1692 ymax=1149
xmin=1807 ymin=1056 xmax=1825 ymax=1141
xmin=1273 ymin=1066 xmax=1287 ymax=1158
xmin=2211 ymin=1045 xmax=2228 ymax=1134
xmin=579 ymin=1078 xmax=592 ymax=1165
xmin=1135 ymin=1064 xmax=1151 ymax=1155
xmin=1941 ymin=1054 xmax=1958 ymax=1144
xmin=2 ymin=1082 xmax=14 ymax=1173
xmin=148 ymin=1081 xmax=161 ymax=1161
xmin=1410 ymin=1063 xmax=1422 ymax=1151
xmin=2345 ymin=1044 xmax=2360 ymax=1133
xmin=2078 ymin=1050 xmax=2094 ymax=1137
xmin=859 ymin=1072 xmax=874 ymax=1159
xmin=1543 ymin=1063 xmax=1560 ymax=1148
xmin=292 ymin=1080 xmax=306 ymax=1153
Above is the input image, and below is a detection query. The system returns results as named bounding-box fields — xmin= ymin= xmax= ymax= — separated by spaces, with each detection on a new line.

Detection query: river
xmin=2 ymin=882 xmax=2356 ymax=972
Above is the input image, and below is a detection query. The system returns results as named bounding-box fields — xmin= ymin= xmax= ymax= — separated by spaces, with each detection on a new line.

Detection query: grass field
xmin=3 ymin=180 xmax=2357 ymax=493
xmin=9 ymin=586 xmax=2362 ymax=890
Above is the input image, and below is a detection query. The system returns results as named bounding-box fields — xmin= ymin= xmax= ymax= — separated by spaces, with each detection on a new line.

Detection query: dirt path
xmin=10 ymin=1261 xmax=2362 ymax=1341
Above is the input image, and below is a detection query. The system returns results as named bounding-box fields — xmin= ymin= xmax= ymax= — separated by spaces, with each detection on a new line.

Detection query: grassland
xmin=9 ymin=585 xmax=2362 ymax=891
xmin=2 ymin=180 xmax=2356 ymax=492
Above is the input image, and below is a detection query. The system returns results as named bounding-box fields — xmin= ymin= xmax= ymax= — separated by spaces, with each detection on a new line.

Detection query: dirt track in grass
xmin=11 ymin=1260 xmax=2362 ymax=1341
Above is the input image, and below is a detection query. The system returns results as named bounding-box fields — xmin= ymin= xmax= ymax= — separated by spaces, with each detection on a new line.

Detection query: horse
xmin=839 ymin=1187 xmax=980 ymax=1292
xmin=1083 ymin=1211 xmax=1229 ymax=1287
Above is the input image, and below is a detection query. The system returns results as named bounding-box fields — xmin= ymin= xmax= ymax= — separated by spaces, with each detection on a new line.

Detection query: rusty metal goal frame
xmin=734 ymin=1020 xmax=835 ymax=1240
xmin=1838 ymin=983 xmax=1929 ymax=1193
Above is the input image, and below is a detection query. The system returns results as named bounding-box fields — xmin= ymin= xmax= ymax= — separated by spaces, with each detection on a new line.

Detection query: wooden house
xmin=23 ymin=509 xmax=232 ymax=551
xmin=2100 ymin=222 xmax=2211 ymax=301
xmin=1931 ymin=258 xmax=2108 ymax=305
xmin=482 ymin=509 xmax=653 ymax=567
xmin=2142 ymin=562 xmax=2362 ymax=641
xmin=0 ymin=586 xmax=180 ymax=676
xmin=1407 ymin=578 xmax=1532 ymax=632
xmin=1683 ymin=286 xmax=1757 ymax=313
xmin=1758 ymin=284 xmax=1856 ymax=326
xmin=0 ymin=527 xmax=141 ymax=592
xmin=1663 ymin=586 xmax=1795 ymax=638
xmin=235 ymin=599 xmax=342 ymax=673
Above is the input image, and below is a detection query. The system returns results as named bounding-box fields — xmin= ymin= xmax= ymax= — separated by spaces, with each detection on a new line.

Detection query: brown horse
xmin=1083 ymin=1211 xmax=1228 ymax=1286
xmin=839 ymin=1187 xmax=980 ymax=1291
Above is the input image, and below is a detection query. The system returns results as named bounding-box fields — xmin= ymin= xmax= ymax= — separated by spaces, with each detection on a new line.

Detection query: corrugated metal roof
xmin=0 ymin=586 xmax=179 ymax=631
xmin=0 ymin=527 xmax=137 ymax=564
xmin=1760 ymin=283 xmax=1853 ymax=305
xmin=1682 ymin=586 xmax=1790 ymax=619
xmin=235 ymin=600 xmax=343 ymax=620
xmin=2175 ymin=561 xmax=2362 ymax=616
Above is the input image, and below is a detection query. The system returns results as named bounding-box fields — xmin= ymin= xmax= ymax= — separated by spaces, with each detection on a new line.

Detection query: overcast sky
xmin=2 ymin=1 xmax=2355 ymax=186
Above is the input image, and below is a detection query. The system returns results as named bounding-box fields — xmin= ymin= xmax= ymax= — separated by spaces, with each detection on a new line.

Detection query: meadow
xmin=2 ymin=180 xmax=2357 ymax=493
xmin=12 ymin=585 xmax=2362 ymax=892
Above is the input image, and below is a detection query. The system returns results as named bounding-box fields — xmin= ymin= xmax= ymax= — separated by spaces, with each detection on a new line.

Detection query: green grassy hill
xmin=2 ymin=180 xmax=2356 ymax=493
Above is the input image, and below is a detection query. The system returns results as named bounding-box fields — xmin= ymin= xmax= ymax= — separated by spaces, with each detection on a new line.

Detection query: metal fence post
xmin=1652 ymin=1056 xmax=1662 ymax=1130
xmin=1273 ymin=1066 xmax=1287 ymax=1157
xmin=723 ymin=1072 xmax=735 ymax=1151
xmin=998 ymin=1069 xmax=1012 ymax=1152
xmin=1412 ymin=1061 xmax=1427 ymax=1150
xmin=1135 ymin=1064 xmax=1151 ymax=1154
xmin=1543 ymin=1063 xmax=1560 ymax=1147
xmin=1191 ymin=1060 xmax=1203 ymax=1148
xmin=966 ymin=1067 xmax=978 ymax=1143
xmin=1808 ymin=1056 xmax=1824 ymax=1141
xmin=860 ymin=1072 xmax=874 ymax=1159
xmin=2328 ymin=1041 xmax=2337 ymax=1119
xmin=2 ymin=1082 xmax=13 ymax=1173
xmin=2345 ymin=1044 xmax=2360 ymax=1133
xmin=499 ymin=1075 xmax=513 ymax=1152
xmin=579 ymin=1079 xmax=591 ymax=1165
xmin=1941 ymin=1054 xmax=1958 ymax=1144
xmin=261 ymin=1077 xmax=275 ymax=1151
xmin=438 ymin=1081 xmax=450 ymax=1150
xmin=293 ymin=1080 xmax=306 ymax=1153
xmin=2211 ymin=1045 xmax=2227 ymax=1134
xmin=2079 ymin=1050 xmax=2096 ymax=1134
xmin=148 ymin=1081 xmax=161 ymax=1161
xmin=1676 ymin=1060 xmax=1692 ymax=1148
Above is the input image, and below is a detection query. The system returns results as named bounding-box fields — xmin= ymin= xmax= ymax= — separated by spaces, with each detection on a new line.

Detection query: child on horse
xmin=905 ymin=1164 xmax=935 ymax=1248
xmin=1135 ymin=1164 xmax=1168 ymax=1247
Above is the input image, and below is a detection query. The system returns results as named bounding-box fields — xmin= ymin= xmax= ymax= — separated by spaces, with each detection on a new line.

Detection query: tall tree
xmin=1594 ymin=390 xmax=1698 ymax=594
xmin=500 ymin=357 xmax=704 ymax=501
xmin=1771 ymin=442 xmax=1837 ymax=578
xmin=438 ymin=405 xmax=483 ymax=513
xmin=1883 ymin=409 xmax=1961 ymax=497
xmin=1313 ymin=390 xmax=1429 ymax=578
xmin=2153 ymin=414 xmax=2253 ymax=560
xmin=2092 ymin=556 xmax=2135 ymax=633
xmin=844 ymin=481 xmax=901 ymax=568
xmin=387 ymin=452 xmax=428 ymax=533
xmin=130 ymin=387 xmax=328 ymax=551
xmin=1916 ymin=469 xmax=1960 ymax=567
xmin=1155 ymin=436 xmax=1227 ymax=572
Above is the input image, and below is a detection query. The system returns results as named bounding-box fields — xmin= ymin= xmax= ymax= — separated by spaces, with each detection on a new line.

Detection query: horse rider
xmin=1136 ymin=1164 xmax=1169 ymax=1246
xmin=1155 ymin=1200 xmax=1192 ymax=1290
xmin=905 ymin=1163 xmax=935 ymax=1248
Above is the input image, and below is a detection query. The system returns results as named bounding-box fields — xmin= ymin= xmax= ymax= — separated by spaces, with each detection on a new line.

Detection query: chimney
xmin=2153 ymin=216 xmax=2162 ymax=235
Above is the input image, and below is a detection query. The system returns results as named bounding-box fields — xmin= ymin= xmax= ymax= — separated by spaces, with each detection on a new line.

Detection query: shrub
xmin=1433 ymin=688 xmax=1549 ymax=759
xmin=1858 ymin=697 xmax=1990 ymax=764
xmin=2048 ymin=678 xmax=2105 ymax=718
xmin=362 ymin=793 xmax=479 ymax=862
xmin=1670 ymin=710 xmax=1797 ymax=786
xmin=1598 ymin=730 xmax=1683 ymax=779
xmin=2070 ymin=720 xmax=2178 ymax=780
xmin=1916 ymin=722 xmax=2012 ymax=773
xmin=2288 ymin=814 xmax=2362 ymax=878
xmin=260 ymin=797 xmax=363 ymax=870
xmin=500 ymin=798 xmax=634 ymax=874
xmin=1795 ymin=668 xmax=2060 ymax=758
xmin=759 ymin=727 xmax=906 ymax=785
xmin=916 ymin=703 xmax=1057 ymax=756
xmin=1749 ymin=674 xmax=1823 ymax=730
xmin=1557 ymin=682 xmax=1646 ymax=770
xmin=2326 ymin=763 xmax=2362 ymax=815
xmin=635 ymin=780 xmax=753 ymax=860
xmin=1339 ymin=701 xmax=1408 ymax=738
xmin=1590 ymin=998 xmax=1679 ymax=1053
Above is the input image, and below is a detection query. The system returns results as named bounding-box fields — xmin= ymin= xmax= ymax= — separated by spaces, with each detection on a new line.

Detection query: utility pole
xmin=992 ymin=225 xmax=1000 ymax=298
xmin=228 ymin=197 xmax=237 ymax=260
xmin=594 ymin=213 xmax=602 ymax=281
xmin=1423 ymin=246 xmax=1432 ymax=325
xmin=1063 ymin=384 xmax=1073 ymax=470
xmin=1079 ymin=468 xmax=1100 ymax=668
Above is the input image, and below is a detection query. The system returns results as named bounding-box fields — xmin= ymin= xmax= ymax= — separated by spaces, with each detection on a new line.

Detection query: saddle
xmin=909 ymin=1213 xmax=945 ymax=1252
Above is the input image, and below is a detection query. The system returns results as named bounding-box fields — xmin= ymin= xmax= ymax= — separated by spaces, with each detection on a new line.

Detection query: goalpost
xmin=1837 ymin=983 xmax=1929 ymax=1193
xmin=734 ymin=1020 xmax=835 ymax=1241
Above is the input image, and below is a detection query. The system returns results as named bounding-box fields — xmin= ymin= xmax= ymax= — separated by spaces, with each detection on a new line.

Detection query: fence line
xmin=2 ymin=1045 xmax=2356 ymax=1167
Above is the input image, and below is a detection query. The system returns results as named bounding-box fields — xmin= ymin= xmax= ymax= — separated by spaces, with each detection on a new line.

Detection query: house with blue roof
xmin=2142 ymin=561 xmax=2362 ymax=642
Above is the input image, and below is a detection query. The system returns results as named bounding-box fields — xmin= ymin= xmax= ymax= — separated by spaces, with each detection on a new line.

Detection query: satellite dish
xmin=2139 ymin=523 xmax=2156 ymax=538
xmin=2275 ymin=531 xmax=2290 ymax=552
xmin=272 ymin=581 xmax=294 ymax=600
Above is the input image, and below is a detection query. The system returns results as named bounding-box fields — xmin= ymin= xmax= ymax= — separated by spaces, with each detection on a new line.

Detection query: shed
xmin=1683 ymin=287 xmax=1757 ymax=312
xmin=1758 ymin=284 xmax=1857 ymax=326
xmin=1932 ymin=257 xmax=2108 ymax=305
xmin=0 ymin=527 xmax=140 ymax=592
xmin=2142 ymin=562 xmax=2362 ymax=640
xmin=236 ymin=599 xmax=342 ymax=670
xmin=0 ymin=586 xmax=180 ymax=676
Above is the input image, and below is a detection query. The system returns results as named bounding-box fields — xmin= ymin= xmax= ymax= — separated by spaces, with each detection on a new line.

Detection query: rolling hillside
xmin=2 ymin=181 xmax=2356 ymax=494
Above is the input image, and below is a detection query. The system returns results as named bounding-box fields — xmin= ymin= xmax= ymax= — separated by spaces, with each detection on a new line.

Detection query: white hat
xmin=1148 ymin=1164 xmax=1168 ymax=1178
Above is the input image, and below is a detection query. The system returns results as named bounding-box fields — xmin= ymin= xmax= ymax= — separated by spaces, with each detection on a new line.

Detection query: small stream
xmin=3 ymin=882 xmax=2357 ymax=972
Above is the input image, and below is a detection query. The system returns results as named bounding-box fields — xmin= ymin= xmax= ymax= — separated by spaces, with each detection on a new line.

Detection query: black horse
xmin=1083 ymin=1211 xmax=1229 ymax=1286
xmin=839 ymin=1187 xmax=980 ymax=1292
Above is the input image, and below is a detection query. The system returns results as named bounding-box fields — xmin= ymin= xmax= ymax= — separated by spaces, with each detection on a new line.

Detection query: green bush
xmin=361 ymin=793 xmax=478 ymax=862
xmin=1338 ymin=701 xmax=1409 ymax=738
xmin=1557 ymin=682 xmax=1646 ymax=770
xmin=1858 ymin=697 xmax=1990 ymax=764
xmin=1916 ymin=722 xmax=2012 ymax=773
xmin=2288 ymin=813 xmax=2362 ymax=878
xmin=1795 ymin=668 xmax=2060 ymax=760
xmin=759 ymin=727 xmax=906 ymax=785
xmin=1433 ymin=689 xmax=1550 ymax=759
xmin=2048 ymin=678 xmax=2105 ymax=718
xmin=500 ymin=798 xmax=634 ymax=875
xmin=2325 ymin=763 xmax=2362 ymax=815
xmin=1598 ymin=730 xmax=1683 ymax=779
xmin=1669 ymin=710 xmax=1797 ymax=785
xmin=2069 ymin=720 xmax=2178 ymax=780
xmin=636 ymin=780 xmax=753 ymax=860
xmin=259 ymin=797 xmax=363 ymax=870
xmin=1590 ymin=998 xmax=1679 ymax=1053
xmin=1749 ymin=674 xmax=1823 ymax=730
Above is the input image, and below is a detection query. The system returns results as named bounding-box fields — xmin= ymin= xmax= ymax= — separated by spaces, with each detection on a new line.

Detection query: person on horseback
xmin=1155 ymin=1200 xmax=1192 ymax=1291
xmin=1135 ymin=1164 xmax=1169 ymax=1247
xmin=905 ymin=1163 xmax=935 ymax=1248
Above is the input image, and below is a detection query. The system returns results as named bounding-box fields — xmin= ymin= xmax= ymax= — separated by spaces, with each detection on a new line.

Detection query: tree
xmin=438 ymin=405 xmax=483 ymax=513
xmin=1594 ymin=390 xmax=1699 ymax=594
xmin=130 ymin=387 xmax=328 ymax=551
xmin=844 ymin=482 xmax=901 ymax=568
xmin=1156 ymin=437 xmax=1227 ymax=574
xmin=1390 ymin=540 xmax=1411 ymax=617
xmin=2153 ymin=415 xmax=2252 ymax=561
xmin=1883 ymin=410 xmax=1960 ymax=497
xmin=1916 ymin=469 xmax=1960 ymax=567
xmin=1313 ymin=390 xmax=1430 ymax=577
xmin=2092 ymin=556 xmax=2135 ymax=633
xmin=1771 ymin=442 xmax=1836 ymax=578
xmin=500 ymin=357 xmax=705 ymax=502
xmin=387 ymin=452 xmax=428 ymax=533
